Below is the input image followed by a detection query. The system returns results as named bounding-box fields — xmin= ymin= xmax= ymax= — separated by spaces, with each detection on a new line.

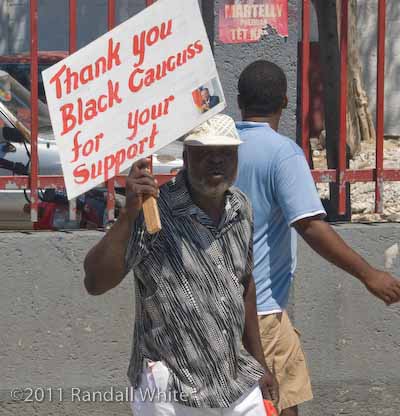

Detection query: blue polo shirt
xmin=235 ymin=122 xmax=326 ymax=314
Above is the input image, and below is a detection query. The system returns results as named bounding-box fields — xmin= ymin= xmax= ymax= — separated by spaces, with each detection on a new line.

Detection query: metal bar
xmin=69 ymin=0 xmax=77 ymax=54
xmin=69 ymin=198 xmax=77 ymax=222
xmin=0 ymin=176 xmax=64 ymax=189
xmin=68 ymin=0 xmax=78 ymax=220
xmin=30 ymin=0 xmax=39 ymax=223
xmin=338 ymin=0 xmax=348 ymax=215
xmin=106 ymin=0 xmax=117 ymax=222
xmin=0 ymin=174 xmax=178 ymax=189
xmin=312 ymin=169 xmax=400 ymax=183
xmin=4 ymin=170 xmax=400 ymax=190
xmin=108 ymin=0 xmax=116 ymax=30
xmin=301 ymin=0 xmax=311 ymax=163
xmin=375 ymin=0 xmax=386 ymax=213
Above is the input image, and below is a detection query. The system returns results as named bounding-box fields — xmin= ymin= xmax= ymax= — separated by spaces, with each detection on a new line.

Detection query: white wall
xmin=357 ymin=0 xmax=400 ymax=136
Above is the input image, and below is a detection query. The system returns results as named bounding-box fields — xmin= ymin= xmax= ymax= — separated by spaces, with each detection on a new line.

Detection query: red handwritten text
xmin=70 ymin=130 xmax=105 ymax=163
xmin=60 ymin=79 xmax=122 ymax=136
xmin=127 ymin=95 xmax=175 ymax=140
xmin=132 ymin=19 xmax=173 ymax=68
xmin=49 ymin=38 xmax=121 ymax=99
xmin=73 ymin=123 xmax=159 ymax=185
xmin=128 ymin=40 xmax=203 ymax=94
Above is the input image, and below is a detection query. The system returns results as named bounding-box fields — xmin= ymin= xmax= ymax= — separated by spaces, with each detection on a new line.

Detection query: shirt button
xmin=222 ymin=329 xmax=227 ymax=335
xmin=221 ymin=296 xmax=226 ymax=302
xmin=217 ymin=264 xmax=222 ymax=270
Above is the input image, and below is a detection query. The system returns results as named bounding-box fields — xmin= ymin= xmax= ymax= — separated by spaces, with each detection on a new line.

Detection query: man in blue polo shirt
xmin=235 ymin=60 xmax=400 ymax=416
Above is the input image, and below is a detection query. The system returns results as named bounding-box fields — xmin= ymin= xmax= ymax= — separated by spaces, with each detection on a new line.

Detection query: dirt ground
xmin=311 ymin=138 xmax=400 ymax=222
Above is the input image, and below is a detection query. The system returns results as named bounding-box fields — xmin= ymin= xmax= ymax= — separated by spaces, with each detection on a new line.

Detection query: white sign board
xmin=43 ymin=0 xmax=225 ymax=200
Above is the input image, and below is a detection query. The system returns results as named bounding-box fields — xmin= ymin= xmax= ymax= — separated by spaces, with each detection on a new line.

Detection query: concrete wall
xmin=1 ymin=224 xmax=399 ymax=415
xmin=214 ymin=0 xmax=298 ymax=138
xmin=294 ymin=223 xmax=400 ymax=415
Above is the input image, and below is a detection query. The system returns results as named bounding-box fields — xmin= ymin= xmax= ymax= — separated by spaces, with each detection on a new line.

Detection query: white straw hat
xmin=183 ymin=114 xmax=242 ymax=146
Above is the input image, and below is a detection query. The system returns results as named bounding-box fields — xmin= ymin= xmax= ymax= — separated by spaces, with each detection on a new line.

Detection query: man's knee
xmin=280 ymin=405 xmax=298 ymax=416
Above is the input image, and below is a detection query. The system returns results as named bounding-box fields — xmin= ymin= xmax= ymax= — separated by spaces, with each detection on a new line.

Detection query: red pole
xmin=375 ymin=0 xmax=386 ymax=213
xmin=146 ymin=0 xmax=155 ymax=5
xmin=108 ymin=0 xmax=116 ymax=30
xmin=106 ymin=0 xmax=116 ymax=222
xmin=338 ymin=0 xmax=348 ymax=215
xmin=30 ymin=0 xmax=39 ymax=223
xmin=69 ymin=0 xmax=77 ymax=54
xmin=301 ymin=0 xmax=311 ymax=163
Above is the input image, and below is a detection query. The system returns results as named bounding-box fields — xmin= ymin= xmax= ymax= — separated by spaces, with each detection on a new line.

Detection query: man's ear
xmin=282 ymin=96 xmax=288 ymax=109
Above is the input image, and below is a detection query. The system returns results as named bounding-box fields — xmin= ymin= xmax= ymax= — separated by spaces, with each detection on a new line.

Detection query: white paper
xmin=43 ymin=0 xmax=225 ymax=200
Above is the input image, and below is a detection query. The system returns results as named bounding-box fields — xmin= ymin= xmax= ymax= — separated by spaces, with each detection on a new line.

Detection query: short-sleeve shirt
xmin=234 ymin=122 xmax=326 ymax=314
xmin=125 ymin=170 xmax=264 ymax=408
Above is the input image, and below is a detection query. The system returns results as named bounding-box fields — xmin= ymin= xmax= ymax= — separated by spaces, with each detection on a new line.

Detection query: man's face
xmin=201 ymin=89 xmax=210 ymax=101
xmin=184 ymin=146 xmax=238 ymax=198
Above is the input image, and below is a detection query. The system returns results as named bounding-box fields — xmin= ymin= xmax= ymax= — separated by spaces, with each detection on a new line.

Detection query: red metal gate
xmin=300 ymin=0 xmax=400 ymax=216
xmin=1 ymin=0 xmax=399 ymax=227
xmin=0 ymin=0 xmax=175 ymax=226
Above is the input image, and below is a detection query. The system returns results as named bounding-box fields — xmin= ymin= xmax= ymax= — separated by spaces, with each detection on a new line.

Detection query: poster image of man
xmin=200 ymin=88 xmax=220 ymax=112
xmin=192 ymin=79 xmax=223 ymax=114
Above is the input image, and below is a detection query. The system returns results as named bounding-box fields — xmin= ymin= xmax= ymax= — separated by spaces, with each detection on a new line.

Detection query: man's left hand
xmin=259 ymin=370 xmax=279 ymax=405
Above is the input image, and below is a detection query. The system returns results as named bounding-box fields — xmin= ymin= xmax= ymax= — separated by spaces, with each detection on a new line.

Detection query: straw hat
xmin=183 ymin=114 xmax=242 ymax=146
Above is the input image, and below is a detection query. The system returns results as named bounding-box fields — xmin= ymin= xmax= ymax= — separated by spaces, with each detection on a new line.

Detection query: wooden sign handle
xmin=143 ymin=195 xmax=161 ymax=234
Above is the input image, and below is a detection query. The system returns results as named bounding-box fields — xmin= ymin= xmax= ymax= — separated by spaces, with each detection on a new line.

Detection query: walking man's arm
xmin=294 ymin=216 xmax=400 ymax=305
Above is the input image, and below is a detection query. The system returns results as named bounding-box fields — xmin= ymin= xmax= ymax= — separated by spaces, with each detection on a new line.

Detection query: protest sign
xmin=43 ymin=0 xmax=225 ymax=200
xmin=219 ymin=0 xmax=288 ymax=43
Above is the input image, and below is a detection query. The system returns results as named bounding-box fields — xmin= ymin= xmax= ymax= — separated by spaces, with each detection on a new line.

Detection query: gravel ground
xmin=312 ymin=138 xmax=400 ymax=222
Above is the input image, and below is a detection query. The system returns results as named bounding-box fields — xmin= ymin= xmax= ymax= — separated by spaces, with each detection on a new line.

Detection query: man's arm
xmin=242 ymin=273 xmax=279 ymax=403
xmin=294 ymin=216 xmax=400 ymax=305
xmin=84 ymin=159 xmax=158 ymax=295
xmin=84 ymin=212 xmax=134 ymax=295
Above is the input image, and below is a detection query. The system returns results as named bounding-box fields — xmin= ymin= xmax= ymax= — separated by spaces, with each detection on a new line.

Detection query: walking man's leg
xmin=258 ymin=312 xmax=312 ymax=415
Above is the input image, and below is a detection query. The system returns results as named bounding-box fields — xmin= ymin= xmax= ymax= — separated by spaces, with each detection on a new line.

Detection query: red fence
xmin=0 ymin=0 xmax=175 ymax=225
xmin=0 ymin=0 xmax=398 ymax=226
xmin=301 ymin=0 xmax=400 ymax=215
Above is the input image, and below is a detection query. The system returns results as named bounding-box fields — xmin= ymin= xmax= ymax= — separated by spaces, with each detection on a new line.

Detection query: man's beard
xmin=187 ymin=172 xmax=232 ymax=199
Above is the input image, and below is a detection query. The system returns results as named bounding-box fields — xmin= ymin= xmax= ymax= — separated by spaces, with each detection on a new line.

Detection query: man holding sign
xmin=84 ymin=115 xmax=278 ymax=415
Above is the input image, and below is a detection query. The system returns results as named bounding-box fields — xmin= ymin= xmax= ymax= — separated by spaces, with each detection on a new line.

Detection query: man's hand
xmin=124 ymin=158 xmax=159 ymax=222
xmin=259 ymin=370 xmax=279 ymax=405
xmin=363 ymin=269 xmax=400 ymax=305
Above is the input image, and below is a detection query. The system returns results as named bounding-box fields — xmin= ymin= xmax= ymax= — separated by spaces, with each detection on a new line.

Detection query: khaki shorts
xmin=258 ymin=311 xmax=313 ymax=411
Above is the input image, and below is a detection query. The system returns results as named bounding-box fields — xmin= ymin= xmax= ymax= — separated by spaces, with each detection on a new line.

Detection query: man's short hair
xmin=238 ymin=60 xmax=287 ymax=116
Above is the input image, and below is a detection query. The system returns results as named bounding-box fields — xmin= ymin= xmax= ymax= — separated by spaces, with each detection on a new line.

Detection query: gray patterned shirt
xmin=125 ymin=170 xmax=264 ymax=408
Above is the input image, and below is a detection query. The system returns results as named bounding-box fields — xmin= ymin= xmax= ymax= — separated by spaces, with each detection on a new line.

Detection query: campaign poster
xmin=219 ymin=0 xmax=288 ymax=44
